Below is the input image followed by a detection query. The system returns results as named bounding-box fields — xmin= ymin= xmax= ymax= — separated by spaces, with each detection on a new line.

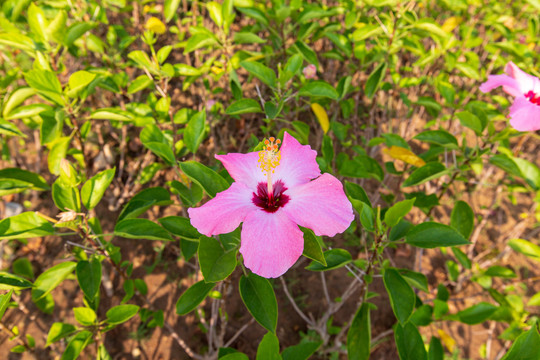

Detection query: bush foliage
xmin=0 ymin=0 xmax=540 ymax=359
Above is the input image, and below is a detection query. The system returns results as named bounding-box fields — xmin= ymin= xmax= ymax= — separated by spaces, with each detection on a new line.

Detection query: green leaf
xmin=345 ymin=181 xmax=372 ymax=207
xmin=32 ymin=262 xmax=76 ymax=302
xmin=76 ymin=259 xmax=101 ymax=300
xmin=428 ymin=337 xmax=444 ymax=360
xmin=28 ymin=3 xmax=48 ymax=42
xmin=184 ymin=33 xmax=219 ymax=53
xmin=365 ymin=62 xmax=387 ymax=99
xmin=118 ymin=187 xmax=171 ymax=221
xmin=73 ymin=307 xmax=97 ymax=326
xmin=233 ymin=32 xmax=266 ymax=44
xmin=0 ymin=119 xmax=25 ymax=137
xmin=305 ymin=248 xmax=352 ymax=271
xmin=508 ymin=239 xmax=540 ymax=262
xmin=175 ymin=64 xmax=202 ymax=76
xmin=176 ymin=280 xmax=215 ymax=315
xmin=2 ymin=87 xmax=37 ymax=118
xmin=179 ymin=161 xmax=229 ymax=198
xmin=456 ymin=111 xmax=483 ymax=134
xmin=127 ymin=75 xmax=153 ymax=94
xmin=5 ymin=103 xmax=50 ymax=120
xmin=207 ymin=1 xmax=223 ymax=27
xmin=298 ymin=81 xmax=338 ymax=100
xmin=11 ymin=345 xmax=26 ymax=353
xmin=140 ymin=124 xmax=176 ymax=165
xmin=158 ymin=216 xmax=201 ymax=241
xmin=0 ymin=168 xmax=49 ymax=196
xmin=48 ymin=136 xmax=71 ymax=175
xmin=383 ymin=268 xmax=415 ymax=325
xmin=24 ymin=70 xmax=65 ymax=106
xmin=81 ymin=168 xmax=115 ymax=210
xmin=293 ymin=40 xmax=319 ymax=67
xmin=184 ymin=111 xmax=206 ymax=153
xmin=347 ymin=302 xmax=371 ymax=360
xmin=352 ymin=24 xmax=384 ymax=41
xmin=456 ymin=302 xmax=498 ymax=324
xmin=66 ymin=22 xmax=96 ymax=47
xmin=400 ymin=269 xmax=429 ymax=292
xmin=106 ymin=304 xmax=139 ymax=325
xmin=514 ymin=157 xmax=540 ymax=190
xmin=256 ymin=332 xmax=281 ymax=360
xmin=450 ymin=200 xmax=474 ymax=239
xmin=489 ymin=154 xmax=523 ymax=178
xmin=96 ymin=344 xmax=112 ymax=360
xmin=114 ymin=219 xmax=172 ymax=241
xmin=340 ymin=156 xmax=384 ymax=181
xmin=0 ymin=272 xmax=33 ymax=290
xmin=281 ymin=342 xmax=322 ymax=360
xmin=406 ymin=222 xmax=470 ymax=248
xmin=452 ymin=247 xmax=471 ymax=270
xmin=0 ymin=212 xmax=55 ymax=240
xmin=500 ymin=325 xmax=540 ymax=360
xmin=52 ymin=179 xmax=80 ymax=212
xmin=402 ymin=162 xmax=448 ymax=187
xmin=12 ymin=258 xmax=34 ymax=280
xmin=484 ymin=266 xmax=516 ymax=278
xmin=395 ymin=322 xmax=428 ymax=360
xmin=0 ymin=290 xmax=13 ymax=321
xmin=198 ymin=236 xmax=237 ymax=282
xmin=414 ymin=130 xmax=458 ymax=149
xmin=240 ymin=61 xmax=277 ymax=88
xmin=164 ymin=0 xmax=181 ymax=22
xmin=225 ymin=98 xmax=262 ymax=115
xmin=60 ymin=330 xmax=92 ymax=360
xmin=301 ymin=228 xmax=326 ymax=266
xmin=67 ymin=71 xmax=97 ymax=97
xmin=239 ymin=274 xmax=277 ymax=333
xmin=221 ymin=353 xmax=250 ymax=360
xmin=90 ymin=108 xmax=133 ymax=121
xmin=384 ymin=199 xmax=415 ymax=227
xmin=128 ymin=50 xmax=155 ymax=72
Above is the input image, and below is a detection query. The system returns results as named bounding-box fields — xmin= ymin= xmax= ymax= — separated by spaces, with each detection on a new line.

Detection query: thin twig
xmin=320 ymin=272 xmax=332 ymax=306
xmin=279 ymin=277 xmax=314 ymax=326
xmin=224 ymin=318 xmax=255 ymax=348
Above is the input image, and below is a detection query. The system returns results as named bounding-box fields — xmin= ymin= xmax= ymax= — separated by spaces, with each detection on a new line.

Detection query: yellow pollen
xmin=258 ymin=137 xmax=281 ymax=174
xmin=258 ymin=137 xmax=281 ymax=196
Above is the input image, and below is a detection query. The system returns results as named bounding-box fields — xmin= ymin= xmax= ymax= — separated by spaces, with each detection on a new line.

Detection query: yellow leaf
xmin=145 ymin=17 xmax=166 ymax=35
xmin=383 ymin=146 xmax=425 ymax=167
xmin=437 ymin=329 xmax=456 ymax=353
xmin=441 ymin=16 xmax=462 ymax=33
xmin=311 ymin=103 xmax=329 ymax=134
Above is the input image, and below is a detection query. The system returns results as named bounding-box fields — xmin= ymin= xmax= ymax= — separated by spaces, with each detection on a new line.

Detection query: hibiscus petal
xmin=215 ymin=152 xmax=265 ymax=189
xmin=188 ymin=182 xmax=256 ymax=236
xmin=479 ymin=74 xmax=521 ymax=97
xmin=505 ymin=62 xmax=538 ymax=94
xmin=273 ymin=132 xmax=321 ymax=188
xmin=282 ymin=173 xmax=354 ymax=237
xmin=509 ymin=96 xmax=540 ymax=131
xmin=240 ymin=210 xmax=304 ymax=278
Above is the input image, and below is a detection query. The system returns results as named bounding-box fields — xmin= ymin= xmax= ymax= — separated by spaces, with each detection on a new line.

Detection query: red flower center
xmin=525 ymin=90 xmax=540 ymax=105
xmin=252 ymin=180 xmax=290 ymax=213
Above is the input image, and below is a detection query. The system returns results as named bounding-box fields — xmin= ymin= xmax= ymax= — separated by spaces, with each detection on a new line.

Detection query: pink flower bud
xmin=303 ymin=64 xmax=317 ymax=79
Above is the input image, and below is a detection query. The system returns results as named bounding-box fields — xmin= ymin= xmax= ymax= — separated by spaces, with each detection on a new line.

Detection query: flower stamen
xmin=258 ymin=137 xmax=281 ymax=197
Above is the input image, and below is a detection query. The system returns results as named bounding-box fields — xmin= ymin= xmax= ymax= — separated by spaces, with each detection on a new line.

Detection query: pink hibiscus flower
xmin=479 ymin=61 xmax=540 ymax=131
xmin=188 ymin=133 xmax=354 ymax=278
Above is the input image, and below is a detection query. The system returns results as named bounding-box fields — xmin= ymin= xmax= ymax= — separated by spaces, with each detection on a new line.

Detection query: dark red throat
xmin=252 ymin=180 xmax=290 ymax=213
xmin=525 ymin=90 xmax=540 ymax=105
